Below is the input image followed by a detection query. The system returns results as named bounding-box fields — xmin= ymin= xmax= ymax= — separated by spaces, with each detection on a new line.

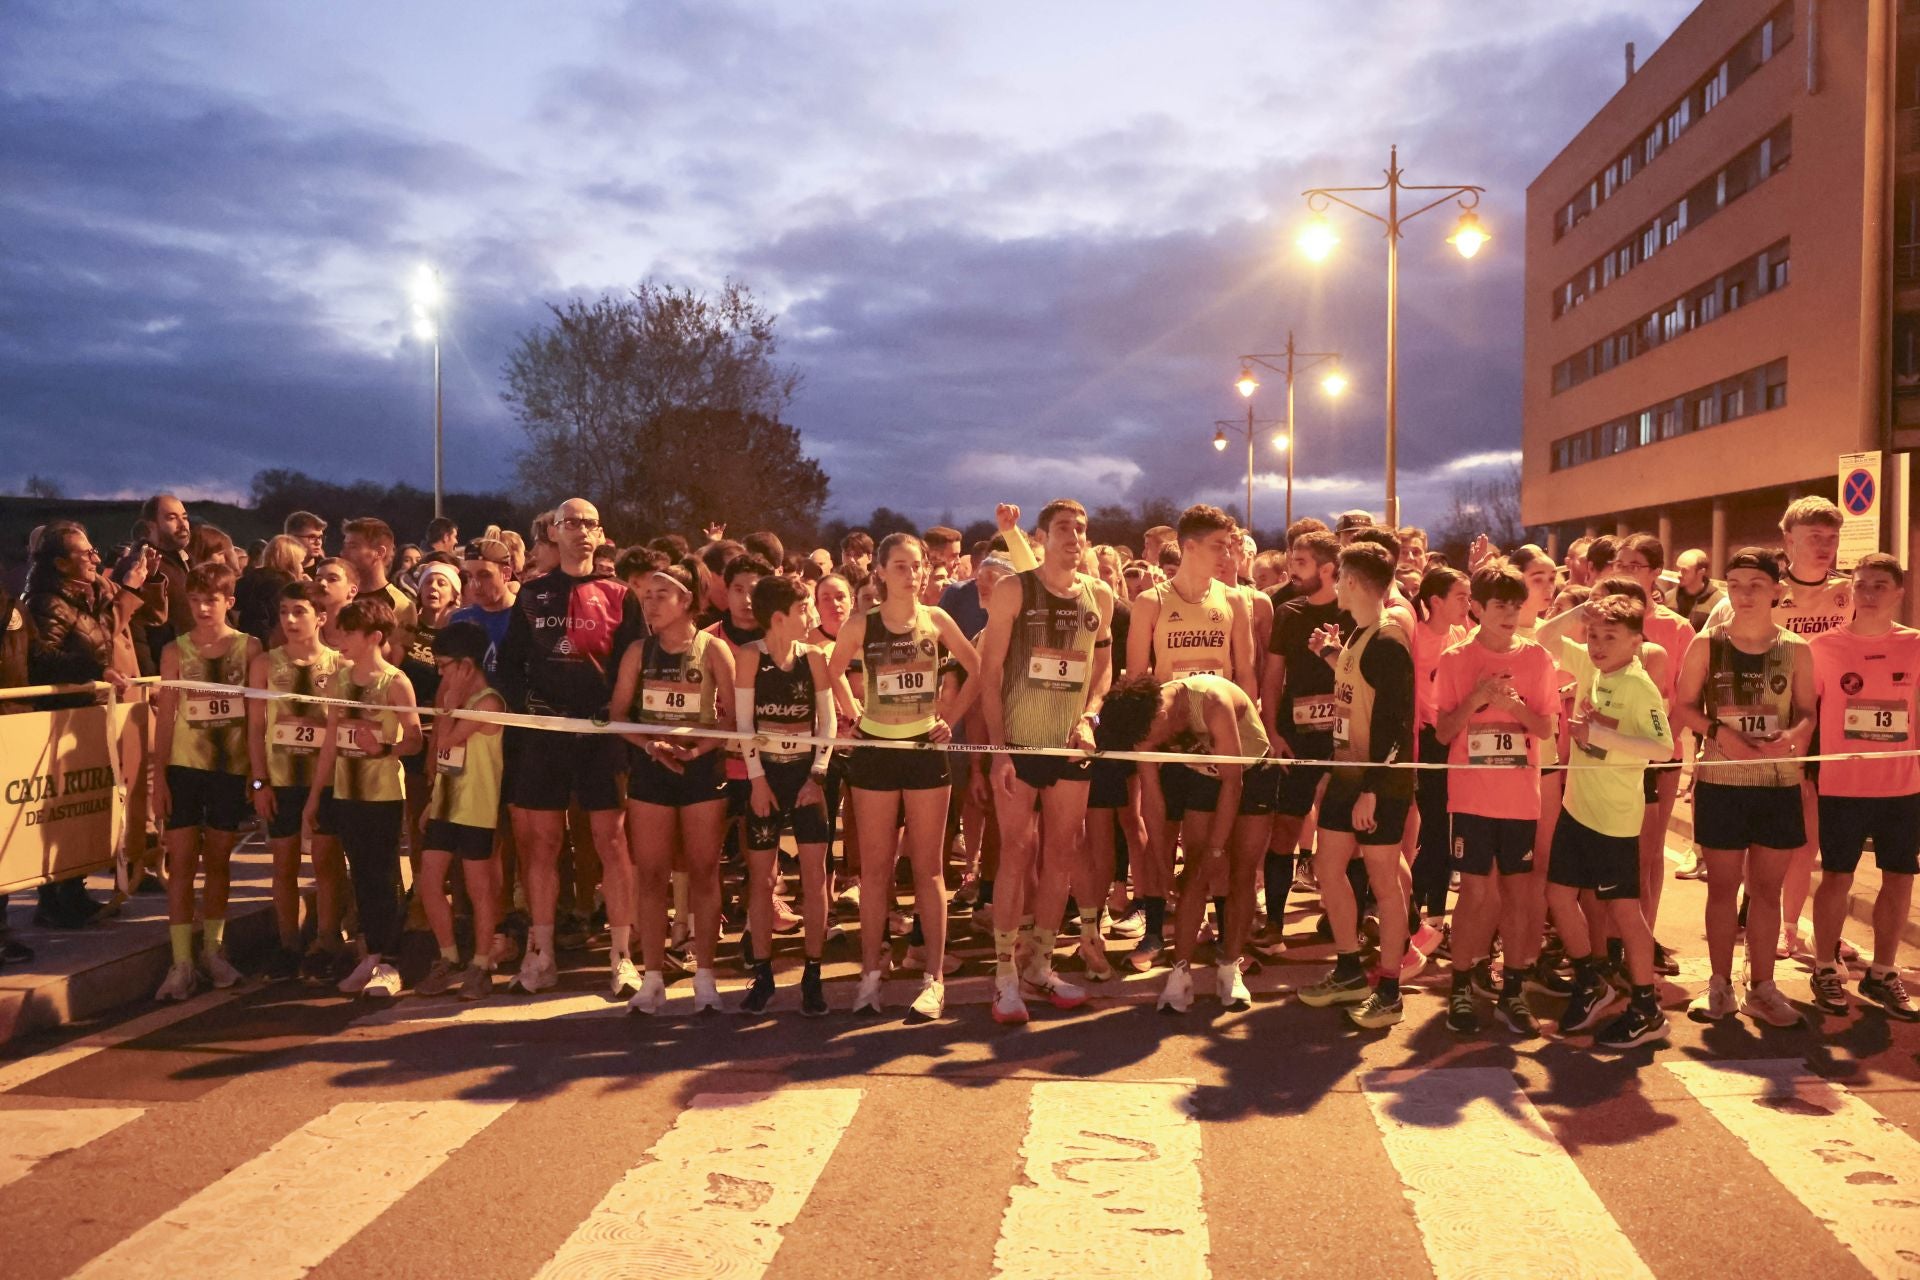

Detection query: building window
xmin=1548 ymin=358 xmax=1786 ymax=472
xmin=1723 ymin=386 xmax=1745 ymax=420
xmin=1770 ymin=257 xmax=1789 ymax=290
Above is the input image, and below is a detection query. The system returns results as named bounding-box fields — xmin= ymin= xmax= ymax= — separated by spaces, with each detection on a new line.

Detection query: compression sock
xmin=202 ymin=917 xmax=226 ymax=954
xmin=170 ymin=923 xmax=193 ymax=964
xmin=1142 ymin=896 xmax=1167 ymax=940
xmin=1263 ymin=852 xmax=1294 ymax=921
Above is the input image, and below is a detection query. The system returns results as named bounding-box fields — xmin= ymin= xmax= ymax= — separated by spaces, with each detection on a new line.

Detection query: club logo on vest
xmin=1082 ymin=610 xmax=1099 ymax=632
xmin=1840 ymin=672 xmax=1864 ymax=696
xmin=919 ymin=638 xmax=936 ymax=656
xmin=1769 ymin=673 xmax=1789 ymax=695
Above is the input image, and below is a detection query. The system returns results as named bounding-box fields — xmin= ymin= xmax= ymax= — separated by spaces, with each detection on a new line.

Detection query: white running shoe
xmin=853 ymin=969 xmax=885 ymax=1013
xmin=691 ymin=968 xmax=723 ymax=1013
xmin=1217 ymin=960 xmax=1251 ymax=1010
xmin=836 ymin=882 xmax=861 ymax=912
xmin=1077 ymin=935 xmax=1114 ymax=982
xmin=509 ymin=948 xmax=558 ymax=994
xmin=991 ymin=974 xmax=1029 ymax=1025
xmin=202 ymin=949 xmax=243 ymax=990
xmin=338 ymin=953 xmax=380 ymax=995
xmin=911 ymin=977 xmax=945 ymax=1020
xmin=626 ymin=971 xmax=667 ymax=1015
xmin=1688 ymin=975 xmax=1738 ymax=1023
xmin=1740 ymin=978 xmax=1803 ymax=1027
xmin=904 ymin=945 xmax=962 ymax=975
xmin=1021 ymin=966 xmax=1088 ymax=1010
xmin=1107 ymin=909 xmax=1146 ymax=939
xmin=610 ymin=957 xmax=643 ymax=997
xmin=1158 ymin=962 xmax=1194 ymax=1013
xmin=361 ymin=963 xmax=402 ymax=998
xmin=155 ymin=959 xmax=198 ymax=1002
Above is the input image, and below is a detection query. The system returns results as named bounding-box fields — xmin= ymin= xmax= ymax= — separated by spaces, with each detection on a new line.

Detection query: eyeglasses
xmin=558 ymin=517 xmax=602 ymax=532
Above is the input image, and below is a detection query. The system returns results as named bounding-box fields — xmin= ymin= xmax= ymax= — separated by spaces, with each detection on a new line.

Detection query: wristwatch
xmin=249 ymin=778 xmax=267 ymax=793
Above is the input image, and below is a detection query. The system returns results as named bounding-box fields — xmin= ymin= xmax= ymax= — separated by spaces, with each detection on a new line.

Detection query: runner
xmin=704 ymin=552 xmax=775 ymax=952
xmin=1124 ymin=505 xmax=1257 ymax=972
xmin=979 ymin=499 xmax=1112 ymax=1024
xmin=411 ymin=621 xmax=505 ymax=1001
xmin=1099 ymin=671 xmax=1275 ymax=1012
xmin=1547 ymin=592 xmax=1674 ymax=1048
xmin=612 ymin=563 xmax=734 ymax=1014
xmin=1297 ymin=543 xmax=1417 ymax=1029
xmin=1807 ymin=553 xmax=1919 ymax=1020
xmin=245 ymin=579 xmax=344 ymax=981
xmin=827 ymin=533 xmax=980 ymax=1019
xmin=449 ymin=536 xmax=516 ymax=677
xmin=495 ymin=497 xmax=644 ymax=996
xmin=341 ymin=517 xmax=418 ymax=665
xmin=304 ymin=597 xmax=423 ymax=999
xmin=808 ymin=571 xmax=863 ymax=909
xmin=734 ymin=574 xmax=837 ymax=1016
xmin=1409 ymin=564 xmax=1470 ymax=957
xmin=1434 ymin=565 xmax=1557 ymax=1035
xmin=151 ymin=563 xmax=262 ymax=999
xmin=1673 ymin=548 xmax=1816 ymax=1027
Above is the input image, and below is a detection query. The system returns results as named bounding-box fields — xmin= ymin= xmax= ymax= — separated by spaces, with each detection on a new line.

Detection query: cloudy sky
xmin=2 ymin=0 xmax=1698 ymax=530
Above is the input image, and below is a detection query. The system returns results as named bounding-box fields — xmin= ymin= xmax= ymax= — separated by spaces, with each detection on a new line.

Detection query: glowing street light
xmin=1297 ymin=216 xmax=1339 ymax=262
xmin=1235 ymin=367 xmax=1260 ymax=399
xmin=1235 ymin=332 xmax=1343 ymax=528
xmin=1321 ymin=368 xmax=1349 ymax=398
xmin=1272 ymin=433 xmax=1289 ymax=452
xmin=1447 ymin=210 xmax=1490 ymax=258
xmin=1212 ymin=428 xmax=1229 ymax=452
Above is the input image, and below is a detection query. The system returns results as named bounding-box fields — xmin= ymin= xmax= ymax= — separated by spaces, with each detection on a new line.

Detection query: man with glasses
xmin=285 ymin=511 xmax=328 ymax=569
xmin=495 ymin=498 xmax=646 ymax=995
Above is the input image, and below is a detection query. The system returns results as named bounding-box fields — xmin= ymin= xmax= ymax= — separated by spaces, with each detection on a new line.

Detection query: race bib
xmin=875 ymin=667 xmax=932 ymax=700
xmin=270 ymin=717 xmax=323 ymax=754
xmin=1467 ymin=727 xmax=1528 ymax=768
xmin=436 ymin=743 xmax=466 ymax=775
xmin=1332 ymin=704 xmax=1351 ymax=746
xmin=1718 ymin=706 xmax=1780 ymax=739
xmin=185 ymin=693 xmax=241 ymax=728
xmin=337 ymin=721 xmax=382 ymax=758
xmin=641 ymin=684 xmax=700 ymax=720
xmin=1843 ymin=699 xmax=1909 ymax=743
xmin=1291 ymin=698 xmax=1338 ymax=732
xmin=1027 ymin=648 xmax=1087 ymax=689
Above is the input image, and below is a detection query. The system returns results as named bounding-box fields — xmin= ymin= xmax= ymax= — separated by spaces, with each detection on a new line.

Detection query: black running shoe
xmin=740 ymin=969 xmax=775 ymax=1016
xmin=800 ymin=965 xmax=828 ymax=1018
xmin=1810 ymin=966 xmax=1852 ymax=1015
xmin=1559 ymin=982 xmax=1619 ymax=1035
xmin=1447 ymin=984 xmax=1479 ymax=1034
xmin=1523 ymin=961 xmax=1573 ymax=998
xmin=1860 ymin=970 xmax=1920 ymax=1022
xmin=1496 ymin=991 xmax=1540 ymax=1036
xmin=1651 ymin=941 xmax=1680 ymax=977
xmin=1594 ymin=1002 xmax=1669 ymax=1049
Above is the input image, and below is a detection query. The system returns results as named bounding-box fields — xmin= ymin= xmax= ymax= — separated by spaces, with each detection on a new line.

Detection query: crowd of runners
xmin=2 ymin=487 xmax=1914 ymax=1050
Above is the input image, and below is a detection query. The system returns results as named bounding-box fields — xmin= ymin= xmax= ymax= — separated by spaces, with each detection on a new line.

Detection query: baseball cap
xmin=1725 ymin=547 xmax=1782 ymax=581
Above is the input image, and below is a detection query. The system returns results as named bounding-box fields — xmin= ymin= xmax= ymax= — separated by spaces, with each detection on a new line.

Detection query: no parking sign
xmin=1837 ymin=450 xmax=1881 ymax=570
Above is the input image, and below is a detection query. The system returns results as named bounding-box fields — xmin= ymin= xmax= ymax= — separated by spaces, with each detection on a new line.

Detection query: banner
xmin=0 ymin=701 xmax=133 ymax=894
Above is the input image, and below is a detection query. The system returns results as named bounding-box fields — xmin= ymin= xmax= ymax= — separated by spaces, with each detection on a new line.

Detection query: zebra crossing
xmin=5 ymin=1061 xmax=1917 ymax=1280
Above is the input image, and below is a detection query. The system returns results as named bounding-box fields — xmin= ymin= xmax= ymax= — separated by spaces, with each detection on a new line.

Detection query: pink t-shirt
xmin=1435 ymin=636 xmax=1560 ymax=819
xmin=1810 ymin=626 xmax=1920 ymax=797
xmin=1411 ymin=622 xmax=1468 ymax=735
xmin=1640 ymin=605 xmax=1695 ymax=705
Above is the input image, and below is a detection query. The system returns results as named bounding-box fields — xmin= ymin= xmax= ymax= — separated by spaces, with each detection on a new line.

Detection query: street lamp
xmin=409 ymin=265 xmax=445 ymax=518
xmin=1212 ymin=416 xmax=1286 ymax=532
xmin=1236 ymin=332 xmax=1345 ymax=529
xmin=1301 ymin=145 xmax=1487 ymax=526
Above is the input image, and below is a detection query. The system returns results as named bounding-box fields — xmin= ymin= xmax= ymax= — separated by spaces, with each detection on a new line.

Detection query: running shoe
xmin=1446 ymin=984 xmax=1479 ymax=1033
xmin=1077 ymin=935 xmax=1114 ymax=982
xmin=626 ymin=971 xmax=666 ymax=1015
xmin=904 ymin=945 xmax=962 ymax=975
xmin=610 ymin=957 xmax=643 ymax=998
xmin=1217 ymin=960 xmax=1251 ymax=1011
xmin=835 ymin=882 xmax=861 ymax=913
xmin=1346 ymin=991 xmax=1404 ymax=1029
xmin=951 ymin=874 xmax=980 ymax=909
xmin=415 ymin=957 xmax=458 ymax=997
xmin=691 ymin=968 xmax=724 ymax=1013
xmin=910 ymin=976 xmax=945 ymax=1021
xmin=299 ymin=947 xmax=339 ymax=983
xmin=1836 ymin=936 xmax=1864 ymax=967
xmin=155 ymin=959 xmax=198 ymax=1002
xmin=1157 ymin=962 xmax=1194 ymax=1013
xmin=1021 ymin=968 xmax=1088 ymax=1010
xmin=991 ymin=974 xmax=1029 ymax=1025
xmin=1810 ymin=966 xmax=1852 ymax=1014
xmin=1594 ymin=1002 xmax=1669 ymax=1049
xmin=1293 ymin=862 xmax=1318 ymax=893
xmin=1296 ymin=969 xmax=1370 ymax=1007
xmin=1688 ymin=975 xmax=1737 ymax=1023
xmin=1108 ymin=908 xmax=1146 ymax=940
xmin=361 ymin=963 xmax=402 ymax=998
xmin=771 ymin=896 xmax=804 ymax=934
xmin=555 ymin=912 xmax=590 ymax=951
xmin=1127 ymin=934 xmax=1164 ymax=972
xmin=741 ymin=968 xmax=775 ymax=1016
xmin=1408 ymin=920 xmax=1444 ymax=959
xmin=261 ymin=947 xmax=300 ymax=982
xmin=1428 ymin=923 xmax=1453 ymax=964
xmin=1651 ymin=941 xmax=1681 ymax=977
xmin=1860 ymin=970 xmax=1920 ymax=1022
xmin=459 ymin=965 xmax=493 ymax=1001
xmin=852 ymin=969 xmax=884 ymax=1014
xmin=509 ymin=948 xmax=559 ymax=994
xmin=1558 ymin=983 xmax=1618 ymax=1035
xmin=1196 ymin=917 xmax=1217 ymax=948
xmin=338 ymin=953 xmax=380 ymax=995
xmin=201 ymin=949 xmax=243 ymax=990
xmin=1777 ymin=932 xmax=1814 ymax=964
xmin=1740 ymin=979 xmax=1802 ymax=1027
xmin=1523 ymin=961 xmax=1573 ymax=998
xmin=1396 ymin=943 xmax=1429 ymax=983
xmin=800 ymin=965 xmax=828 ymax=1017
xmin=1673 ymin=849 xmax=1707 ymax=880
xmin=1495 ymin=991 xmax=1539 ymax=1037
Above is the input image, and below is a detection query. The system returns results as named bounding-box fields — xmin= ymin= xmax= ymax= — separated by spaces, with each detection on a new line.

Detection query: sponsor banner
xmin=0 ymin=702 xmax=132 ymax=894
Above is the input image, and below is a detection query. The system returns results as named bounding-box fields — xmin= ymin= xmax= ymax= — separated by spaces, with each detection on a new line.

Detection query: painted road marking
xmin=1665 ymin=1059 xmax=1920 ymax=1279
xmin=993 ymin=1080 xmax=1209 ymax=1280
xmin=535 ymin=1088 xmax=863 ymax=1280
xmin=68 ymin=1100 xmax=510 ymax=1280
xmin=1362 ymin=1067 xmax=1655 ymax=1280
xmin=0 ymin=989 xmax=238 ymax=1094
xmin=0 ymin=1106 xmax=145 ymax=1189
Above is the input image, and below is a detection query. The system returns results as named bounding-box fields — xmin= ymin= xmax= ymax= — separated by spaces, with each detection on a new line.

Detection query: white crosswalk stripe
xmin=1361 ymin=1067 xmax=1656 ymax=1280
xmin=1664 ymin=1059 xmax=1920 ymax=1280
xmin=67 ymin=1100 xmax=512 ymax=1280
xmin=992 ymin=1080 xmax=1209 ymax=1280
xmin=0 ymin=1106 xmax=144 ymax=1190
xmin=534 ymin=1088 xmax=863 ymax=1280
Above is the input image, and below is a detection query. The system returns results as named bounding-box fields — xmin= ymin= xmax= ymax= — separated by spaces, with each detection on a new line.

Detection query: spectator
xmin=190 ymin=522 xmax=240 ymax=575
xmin=235 ymin=535 xmax=307 ymax=647
xmin=285 ymin=510 xmax=328 ymax=566
xmin=140 ymin=492 xmax=192 ymax=671
xmin=1673 ymin=548 xmax=1724 ymax=629
xmin=424 ymin=516 xmax=460 ymax=557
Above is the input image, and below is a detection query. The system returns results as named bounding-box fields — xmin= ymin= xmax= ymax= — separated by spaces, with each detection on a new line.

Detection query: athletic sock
xmin=530 ymin=924 xmax=555 ymax=957
xmin=440 ymin=944 xmax=460 ymax=964
xmin=1333 ymin=950 xmax=1364 ymax=981
xmin=804 ymin=957 xmax=821 ymax=972
xmin=993 ymin=929 xmax=1020 ymax=979
xmin=610 ymin=924 xmax=632 ymax=963
xmin=1377 ymin=975 xmax=1401 ymax=1002
xmin=1570 ymin=955 xmax=1599 ymax=987
xmin=1450 ymin=969 xmax=1471 ymax=992
xmin=1631 ymin=983 xmax=1657 ymax=1009
xmin=1263 ymin=851 xmax=1294 ymax=920
xmin=1080 ymin=911 xmax=1102 ymax=945
xmin=1142 ymin=896 xmax=1167 ymax=940
xmin=978 ymin=878 xmax=995 ymax=907
xmin=202 ymin=917 xmax=226 ymax=954
xmin=1030 ymin=927 xmax=1058 ymax=975
xmin=754 ymin=960 xmax=773 ymax=983
xmin=908 ymin=914 xmax=926 ymax=947
xmin=1211 ymin=896 xmax=1227 ymax=930
xmin=1606 ymin=937 xmax=1625 ymax=969
xmin=1501 ymin=968 xmax=1524 ymax=998
xmin=169 ymin=923 xmax=193 ymax=964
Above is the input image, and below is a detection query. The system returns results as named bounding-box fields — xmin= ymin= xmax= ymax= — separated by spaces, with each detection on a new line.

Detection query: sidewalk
xmin=0 ymin=842 xmax=276 ymax=1047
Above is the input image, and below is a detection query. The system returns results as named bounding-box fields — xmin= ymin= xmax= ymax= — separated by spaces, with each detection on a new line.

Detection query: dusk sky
xmin=2 ymin=0 xmax=1699 ymax=531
